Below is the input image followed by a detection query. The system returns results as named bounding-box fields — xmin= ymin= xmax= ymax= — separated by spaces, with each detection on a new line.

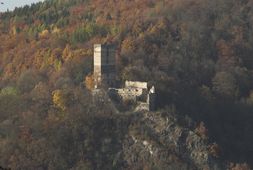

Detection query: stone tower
xmin=93 ymin=44 xmax=116 ymax=88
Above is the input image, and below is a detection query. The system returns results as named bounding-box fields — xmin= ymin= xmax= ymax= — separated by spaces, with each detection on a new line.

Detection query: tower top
xmin=94 ymin=43 xmax=115 ymax=49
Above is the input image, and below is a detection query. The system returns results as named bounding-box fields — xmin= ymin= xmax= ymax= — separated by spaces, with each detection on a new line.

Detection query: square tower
xmin=94 ymin=44 xmax=116 ymax=88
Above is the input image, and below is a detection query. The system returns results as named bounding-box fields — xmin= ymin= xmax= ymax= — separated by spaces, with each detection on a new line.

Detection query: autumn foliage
xmin=0 ymin=0 xmax=253 ymax=169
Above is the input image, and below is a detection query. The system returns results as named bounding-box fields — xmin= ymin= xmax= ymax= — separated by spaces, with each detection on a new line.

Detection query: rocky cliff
xmin=95 ymin=110 xmax=225 ymax=170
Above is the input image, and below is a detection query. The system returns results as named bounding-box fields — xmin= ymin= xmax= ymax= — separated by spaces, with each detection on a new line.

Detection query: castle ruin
xmin=92 ymin=44 xmax=156 ymax=111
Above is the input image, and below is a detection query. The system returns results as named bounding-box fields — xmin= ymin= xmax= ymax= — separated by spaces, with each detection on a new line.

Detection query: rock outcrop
xmin=116 ymin=111 xmax=225 ymax=170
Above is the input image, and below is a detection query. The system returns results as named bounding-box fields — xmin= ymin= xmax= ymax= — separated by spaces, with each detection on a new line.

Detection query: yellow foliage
xmin=39 ymin=29 xmax=49 ymax=39
xmin=62 ymin=44 xmax=73 ymax=61
xmin=11 ymin=26 xmax=17 ymax=36
xmin=52 ymin=90 xmax=68 ymax=111
xmin=121 ymin=37 xmax=135 ymax=52
xmin=52 ymin=27 xmax=60 ymax=34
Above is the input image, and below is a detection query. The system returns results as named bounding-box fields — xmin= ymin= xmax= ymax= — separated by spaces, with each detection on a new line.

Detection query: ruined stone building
xmin=108 ymin=81 xmax=156 ymax=111
xmin=93 ymin=44 xmax=116 ymax=88
xmin=92 ymin=44 xmax=155 ymax=111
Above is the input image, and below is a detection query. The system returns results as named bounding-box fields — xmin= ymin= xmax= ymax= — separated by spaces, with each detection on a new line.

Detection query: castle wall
xmin=117 ymin=88 xmax=144 ymax=101
xmin=108 ymin=82 xmax=155 ymax=111
xmin=125 ymin=81 xmax=148 ymax=89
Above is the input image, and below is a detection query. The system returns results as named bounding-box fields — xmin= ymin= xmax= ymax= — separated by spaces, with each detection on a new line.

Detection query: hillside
xmin=0 ymin=0 xmax=253 ymax=169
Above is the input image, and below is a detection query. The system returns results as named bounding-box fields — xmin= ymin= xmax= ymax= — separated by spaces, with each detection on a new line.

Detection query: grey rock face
xmin=119 ymin=111 xmax=225 ymax=170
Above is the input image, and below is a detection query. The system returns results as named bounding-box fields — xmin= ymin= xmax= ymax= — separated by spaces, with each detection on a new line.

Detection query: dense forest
xmin=0 ymin=0 xmax=253 ymax=169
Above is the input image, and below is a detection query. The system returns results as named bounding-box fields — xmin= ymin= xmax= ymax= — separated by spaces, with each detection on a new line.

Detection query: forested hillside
xmin=0 ymin=0 xmax=253 ymax=169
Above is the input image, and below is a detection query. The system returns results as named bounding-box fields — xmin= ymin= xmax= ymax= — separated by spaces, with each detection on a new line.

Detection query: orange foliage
xmin=85 ymin=74 xmax=94 ymax=91
xmin=39 ymin=29 xmax=50 ymax=39
xmin=208 ymin=143 xmax=221 ymax=158
xmin=195 ymin=122 xmax=208 ymax=140
xmin=229 ymin=163 xmax=251 ymax=170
